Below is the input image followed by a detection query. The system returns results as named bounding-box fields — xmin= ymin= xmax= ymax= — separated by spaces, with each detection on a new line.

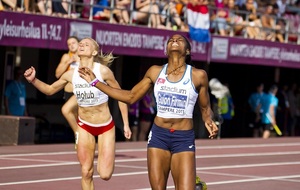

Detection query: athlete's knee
xmin=81 ymin=166 xmax=94 ymax=180
xmin=61 ymin=104 xmax=73 ymax=117
xmin=61 ymin=105 xmax=68 ymax=115
xmin=97 ymin=168 xmax=113 ymax=181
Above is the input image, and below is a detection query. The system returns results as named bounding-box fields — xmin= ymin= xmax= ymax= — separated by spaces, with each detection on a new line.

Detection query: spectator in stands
xmin=115 ymin=0 xmax=131 ymax=24
xmin=174 ymin=0 xmax=188 ymax=20
xmin=260 ymin=4 xmax=277 ymax=41
xmin=52 ymin=0 xmax=69 ymax=17
xmin=160 ymin=0 xmax=186 ymax=30
xmin=235 ymin=0 xmax=257 ymax=8
xmin=0 ymin=0 xmax=16 ymax=10
xmin=133 ymin=0 xmax=165 ymax=29
xmin=238 ymin=0 xmax=260 ymax=39
xmin=211 ymin=0 xmax=231 ymax=36
xmin=37 ymin=0 xmax=52 ymax=15
xmin=92 ymin=0 xmax=113 ymax=21
xmin=0 ymin=0 xmax=3 ymax=10
xmin=272 ymin=3 xmax=286 ymax=42
xmin=276 ymin=0 xmax=289 ymax=16
xmin=228 ymin=0 xmax=246 ymax=36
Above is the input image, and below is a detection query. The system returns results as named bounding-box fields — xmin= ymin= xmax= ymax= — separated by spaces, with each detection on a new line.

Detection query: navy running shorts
xmin=147 ymin=123 xmax=195 ymax=153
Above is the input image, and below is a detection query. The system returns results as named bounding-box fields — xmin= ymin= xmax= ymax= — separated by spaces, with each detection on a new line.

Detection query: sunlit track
xmin=1 ymin=152 xmax=300 ymax=171
xmin=1 ymin=142 xmax=300 ymax=158
xmin=0 ymin=137 xmax=299 ymax=190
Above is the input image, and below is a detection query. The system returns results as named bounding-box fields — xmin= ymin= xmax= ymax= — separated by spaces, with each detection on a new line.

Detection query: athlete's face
xmin=166 ymin=35 xmax=186 ymax=54
xmin=78 ymin=39 xmax=97 ymax=57
xmin=166 ymin=34 xmax=190 ymax=57
xmin=67 ymin=38 xmax=79 ymax=53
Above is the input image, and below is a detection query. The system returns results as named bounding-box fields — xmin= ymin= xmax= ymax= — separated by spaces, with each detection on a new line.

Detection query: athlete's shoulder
xmin=192 ymin=66 xmax=207 ymax=77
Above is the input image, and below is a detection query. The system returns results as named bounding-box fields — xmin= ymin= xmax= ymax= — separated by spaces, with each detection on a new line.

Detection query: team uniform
xmin=72 ymin=62 xmax=114 ymax=135
xmin=261 ymin=92 xmax=278 ymax=131
xmin=148 ymin=64 xmax=198 ymax=153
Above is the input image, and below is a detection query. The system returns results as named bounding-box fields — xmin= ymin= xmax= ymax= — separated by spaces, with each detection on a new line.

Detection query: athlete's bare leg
xmin=61 ymin=95 xmax=78 ymax=133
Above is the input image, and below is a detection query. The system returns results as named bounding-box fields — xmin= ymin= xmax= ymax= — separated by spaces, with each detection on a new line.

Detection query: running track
xmin=0 ymin=137 xmax=300 ymax=190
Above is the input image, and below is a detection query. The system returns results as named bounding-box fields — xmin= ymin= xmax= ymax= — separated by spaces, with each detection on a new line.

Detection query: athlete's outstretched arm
xmin=24 ymin=66 xmax=70 ymax=95
xmin=194 ymin=69 xmax=218 ymax=139
xmin=100 ymin=65 xmax=132 ymax=139
xmin=78 ymin=66 xmax=158 ymax=104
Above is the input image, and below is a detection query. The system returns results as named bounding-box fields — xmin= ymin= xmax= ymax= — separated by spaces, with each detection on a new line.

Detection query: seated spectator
xmin=260 ymin=4 xmax=277 ymax=41
xmin=61 ymin=0 xmax=79 ymax=18
xmin=37 ymin=0 xmax=52 ymax=15
xmin=23 ymin=0 xmax=36 ymax=13
xmin=238 ymin=0 xmax=260 ymax=39
xmin=82 ymin=0 xmax=116 ymax=22
xmin=92 ymin=0 xmax=110 ymax=20
xmin=115 ymin=0 xmax=131 ymax=24
xmin=0 ymin=0 xmax=16 ymax=10
xmin=227 ymin=0 xmax=246 ymax=36
xmin=276 ymin=0 xmax=289 ymax=17
xmin=174 ymin=0 xmax=189 ymax=31
xmin=210 ymin=0 xmax=230 ymax=36
xmin=0 ymin=0 xmax=4 ymax=10
xmin=160 ymin=0 xmax=186 ymax=30
xmin=273 ymin=3 xmax=286 ymax=42
xmin=133 ymin=0 xmax=165 ymax=29
xmin=52 ymin=0 xmax=69 ymax=17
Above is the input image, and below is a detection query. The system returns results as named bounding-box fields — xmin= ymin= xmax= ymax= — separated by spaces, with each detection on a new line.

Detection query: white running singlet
xmin=72 ymin=62 xmax=108 ymax=107
xmin=154 ymin=64 xmax=198 ymax=118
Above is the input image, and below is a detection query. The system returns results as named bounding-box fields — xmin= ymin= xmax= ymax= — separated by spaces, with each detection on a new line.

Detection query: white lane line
xmin=0 ymin=171 xmax=148 ymax=186
xmin=0 ymin=151 xmax=300 ymax=162
xmin=1 ymin=142 xmax=300 ymax=158
xmin=196 ymin=142 xmax=300 ymax=149
xmin=132 ymin=174 xmax=300 ymax=190
xmin=196 ymin=151 xmax=300 ymax=158
xmin=1 ymin=151 xmax=300 ymax=170
xmin=1 ymin=161 xmax=300 ymax=186
xmin=200 ymin=170 xmax=300 ymax=183
xmin=206 ymin=174 xmax=300 ymax=185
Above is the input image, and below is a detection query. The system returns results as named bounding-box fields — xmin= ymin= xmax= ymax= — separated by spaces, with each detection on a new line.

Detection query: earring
xmin=186 ymin=51 xmax=190 ymax=55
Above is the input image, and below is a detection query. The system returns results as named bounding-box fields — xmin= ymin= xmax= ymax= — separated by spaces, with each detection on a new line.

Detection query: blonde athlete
xmin=24 ymin=37 xmax=131 ymax=190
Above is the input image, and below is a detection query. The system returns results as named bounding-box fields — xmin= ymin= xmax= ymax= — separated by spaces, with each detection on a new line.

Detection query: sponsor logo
xmin=156 ymin=78 xmax=165 ymax=85
xmin=159 ymin=86 xmax=187 ymax=94
xmin=183 ymin=79 xmax=190 ymax=85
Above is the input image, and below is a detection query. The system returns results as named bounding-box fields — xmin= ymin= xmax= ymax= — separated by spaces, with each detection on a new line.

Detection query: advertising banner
xmin=1 ymin=11 xmax=299 ymax=68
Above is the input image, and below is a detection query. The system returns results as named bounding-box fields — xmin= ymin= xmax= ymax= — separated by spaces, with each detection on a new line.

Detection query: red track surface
xmin=1 ymin=137 xmax=300 ymax=190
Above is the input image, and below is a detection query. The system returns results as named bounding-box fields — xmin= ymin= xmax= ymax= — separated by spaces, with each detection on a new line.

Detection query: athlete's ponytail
xmin=95 ymin=50 xmax=116 ymax=67
xmin=84 ymin=37 xmax=117 ymax=67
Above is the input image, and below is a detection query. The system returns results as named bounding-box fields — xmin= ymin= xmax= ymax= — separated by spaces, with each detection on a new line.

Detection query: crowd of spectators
xmin=0 ymin=0 xmax=300 ymax=43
